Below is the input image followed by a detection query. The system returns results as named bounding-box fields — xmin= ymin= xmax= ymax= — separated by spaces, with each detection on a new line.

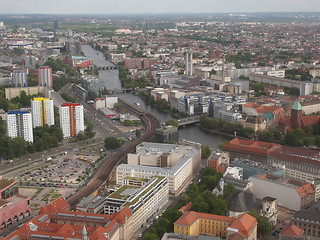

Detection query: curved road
xmin=67 ymin=113 xmax=159 ymax=207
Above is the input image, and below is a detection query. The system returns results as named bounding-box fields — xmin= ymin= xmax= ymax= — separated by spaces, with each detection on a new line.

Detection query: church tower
xmin=291 ymin=100 xmax=302 ymax=129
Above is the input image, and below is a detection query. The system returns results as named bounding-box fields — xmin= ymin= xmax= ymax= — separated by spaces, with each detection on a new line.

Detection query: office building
xmin=31 ymin=97 xmax=54 ymax=128
xmin=0 ymin=176 xmax=31 ymax=232
xmin=268 ymin=145 xmax=320 ymax=183
xmin=59 ymin=103 xmax=84 ymax=138
xmin=117 ymin=142 xmax=201 ymax=195
xmin=6 ymin=110 xmax=33 ymax=142
xmin=38 ymin=67 xmax=53 ymax=88
xmin=248 ymin=173 xmax=315 ymax=211
xmin=12 ymin=70 xmax=27 ymax=87
xmin=105 ymin=176 xmax=168 ymax=235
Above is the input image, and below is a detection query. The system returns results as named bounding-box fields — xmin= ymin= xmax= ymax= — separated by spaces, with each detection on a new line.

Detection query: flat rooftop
xmin=0 ymin=179 xmax=15 ymax=190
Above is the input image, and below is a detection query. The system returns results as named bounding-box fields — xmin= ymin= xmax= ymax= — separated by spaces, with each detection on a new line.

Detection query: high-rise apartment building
xmin=59 ymin=103 xmax=84 ymax=138
xmin=12 ymin=70 xmax=28 ymax=87
xmin=6 ymin=110 xmax=33 ymax=142
xmin=31 ymin=97 xmax=55 ymax=128
xmin=38 ymin=67 xmax=53 ymax=88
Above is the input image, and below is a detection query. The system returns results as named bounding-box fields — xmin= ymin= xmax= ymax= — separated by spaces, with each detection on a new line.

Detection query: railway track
xmin=67 ymin=104 xmax=159 ymax=208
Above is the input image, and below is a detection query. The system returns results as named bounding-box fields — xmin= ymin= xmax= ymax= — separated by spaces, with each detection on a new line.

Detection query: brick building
xmin=223 ymin=138 xmax=280 ymax=164
xmin=3 ymin=197 xmax=134 ymax=240
xmin=0 ymin=176 xmax=30 ymax=232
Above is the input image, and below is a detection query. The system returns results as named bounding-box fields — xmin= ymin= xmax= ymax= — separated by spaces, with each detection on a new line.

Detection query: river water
xmin=82 ymin=45 xmax=228 ymax=148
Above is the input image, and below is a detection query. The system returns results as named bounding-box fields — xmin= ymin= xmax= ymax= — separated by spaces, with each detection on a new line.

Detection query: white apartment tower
xmin=31 ymin=97 xmax=55 ymax=128
xmin=59 ymin=103 xmax=84 ymax=138
xmin=38 ymin=67 xmax=53 ymax=88
xmin=7 ymin=110 xmax=33 ymax=142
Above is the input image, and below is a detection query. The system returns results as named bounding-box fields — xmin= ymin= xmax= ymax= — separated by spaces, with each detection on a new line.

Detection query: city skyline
xmin=0 ymin=0 xmax=320 ymax=14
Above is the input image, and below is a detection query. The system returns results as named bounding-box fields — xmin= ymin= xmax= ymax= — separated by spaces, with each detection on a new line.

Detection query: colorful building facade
xmin=31 ymin=97 xmax=54 ymax=128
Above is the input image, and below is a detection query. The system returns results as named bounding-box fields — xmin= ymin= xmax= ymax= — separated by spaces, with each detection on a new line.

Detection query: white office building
xmin=7 ymin=110 xmax=33 ymax=142
xmin=31 ymin=97 xmax=54 ymax=128
xmin=117 ymin=142 xmax=201 ymax=195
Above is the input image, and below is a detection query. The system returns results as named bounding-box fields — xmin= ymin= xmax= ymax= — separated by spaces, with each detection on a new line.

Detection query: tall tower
xmin=222 ymin=54 xmax=225 ymax=83
xmin=53 ymin=19 xmax=58 ymax=40
xmin=291 ymin=100 xmax=302 ymax=129
xmin=185 ymin=52 xmax=189 ymax=75
xmin=189 ymin=51 xmax=193 ymax=76
xmin=59 ymin=103 xmax=84 ymax=138
xmin=31 ymin=97 xmax=54 ymax=128
xmin=7 ymin=110 xmax=33 ymax=142
xmin=38 ymin=67 xmax=53 ymax=88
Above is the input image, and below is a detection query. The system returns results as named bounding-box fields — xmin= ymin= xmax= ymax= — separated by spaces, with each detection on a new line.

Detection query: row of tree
xmin=200 ymin=116 xmax=255 ymax=138
xmin=0 ymin=122 xmax=64 ymax=159
xmin=257 ymin=125 xmax=320 ymax=147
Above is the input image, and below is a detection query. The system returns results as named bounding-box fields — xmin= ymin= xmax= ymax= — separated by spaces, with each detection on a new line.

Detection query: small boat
xmin=109 ymin=70 xmax=112 ymax=72
xmin=135 ymin=102 xmax=140 ymax=106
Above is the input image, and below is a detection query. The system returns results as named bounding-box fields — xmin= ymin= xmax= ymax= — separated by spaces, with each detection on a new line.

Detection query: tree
xmin=122 ymin=120 xmax=132 ymax=126
xmin=223 ymin=183 xmax=235 ymax=198
xmin=284 ymin=132 xmax=300 ymax=146
xmin=201 ymin=145 xmax=211 ymax=159
xmin=86 ymin=91 xmax=97 ymax=101
xmin=247 ymin=209 xmax=272 ymax=236
xmin=135 ymin=129 xmax=141 ymax=138
xmin=104 ymin=137 xmax=121 ymax=150
xmin=165 ymin=119 xmax=179 ymax=128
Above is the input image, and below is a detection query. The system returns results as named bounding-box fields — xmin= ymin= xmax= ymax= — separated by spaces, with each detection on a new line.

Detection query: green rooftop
xmin=108 ymin=176 xmax=166 ymax=208
xmin=0 ymin=179 xmax=15 ymax=190
xmin=108 ymin=185 xmax=140 ymax=200
xmin=292 ymin=100 xmax=302 ymax=111
xmin=124 ymin=177 xmax=148 ymax=182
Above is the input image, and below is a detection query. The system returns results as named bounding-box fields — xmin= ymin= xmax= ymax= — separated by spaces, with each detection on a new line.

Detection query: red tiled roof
xmin=302 ymin=115 xmax=320 ymax=128
xmin=269 ymin=146 xmax=320 ymax=167
xmin=113 ymin=206 xmax=132 ymax=224
xmin=223 ymin=138 xmax=280 ymax=157
xmin=280 ymin=224 xmax=304 ymax=237
xmin=180 ymin=202 xmax=192 ymax=213
xmin=175 ymin=211 xmax=235 ymax=227
xmin=39 ymin=197 xmax=70 ymax=214
xmin=229 ymin=213 xmax=257 ymax=238
xmin=243 ymin=103 xmax=260 ymax=108
xmin=295 ymin=183 xmax=315 ymax=199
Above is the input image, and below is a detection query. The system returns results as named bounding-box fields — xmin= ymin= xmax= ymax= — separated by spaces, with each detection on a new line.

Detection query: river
xmin=82 ymin=45 xmax=229 ymax=148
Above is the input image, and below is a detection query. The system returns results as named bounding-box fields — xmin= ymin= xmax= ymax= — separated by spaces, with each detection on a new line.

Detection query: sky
xmin=0 ymin=0 xmax=320 ymax=14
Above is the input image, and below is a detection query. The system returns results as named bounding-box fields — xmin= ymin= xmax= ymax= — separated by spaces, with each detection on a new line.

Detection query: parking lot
xmin=21 ymin=158 xmax=91 ymax=187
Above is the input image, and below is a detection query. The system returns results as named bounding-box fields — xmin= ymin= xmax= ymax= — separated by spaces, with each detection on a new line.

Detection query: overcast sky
xmin=0 ymin=0 xmax=320 ymax=14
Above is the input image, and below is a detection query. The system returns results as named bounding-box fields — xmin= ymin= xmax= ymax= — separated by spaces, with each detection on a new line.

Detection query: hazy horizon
xmin=0 ymin=0 xmax=320 ymax=15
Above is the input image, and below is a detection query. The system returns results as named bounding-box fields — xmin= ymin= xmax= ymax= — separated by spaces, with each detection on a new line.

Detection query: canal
xmin=82 ymin=45 xmax=229 ymax=148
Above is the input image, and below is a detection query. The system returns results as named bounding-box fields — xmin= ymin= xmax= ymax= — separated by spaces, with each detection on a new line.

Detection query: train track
xmin=67 ymin=103 xmax=159 ymax=207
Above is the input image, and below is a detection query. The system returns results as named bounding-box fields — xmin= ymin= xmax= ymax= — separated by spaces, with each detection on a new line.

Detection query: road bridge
xmin=178 ymin=117 xmax=200 ymax=127
xmin=97 ymin=66 xmax=118 ymax=70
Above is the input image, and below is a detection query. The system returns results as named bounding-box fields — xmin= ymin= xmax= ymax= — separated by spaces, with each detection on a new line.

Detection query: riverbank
xmin=198 ymin=124 xmax=250 ymax=140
